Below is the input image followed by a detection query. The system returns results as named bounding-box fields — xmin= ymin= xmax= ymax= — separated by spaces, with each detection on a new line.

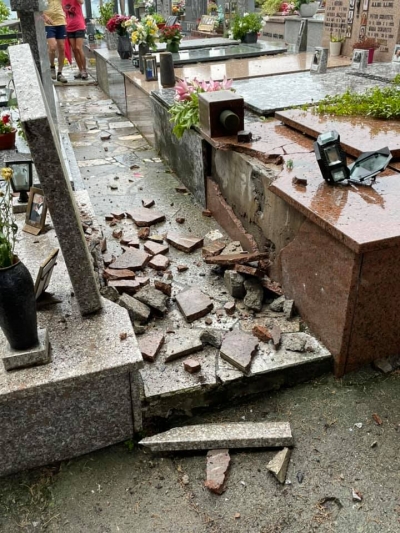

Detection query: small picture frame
xmin=392 ymin=44 xmax=400 ymax=62
xmin=363 ymin=0 xmax=369 ymax=10
xmin=34 ymin=248 xmax=59 ymax=300
xmin=352 ymin=49 xmax=368 ymax=70
xmin=346 ymin=24 xmax=353 ymax=38
xmin=23 ymin=187 xmax=48 ymax=236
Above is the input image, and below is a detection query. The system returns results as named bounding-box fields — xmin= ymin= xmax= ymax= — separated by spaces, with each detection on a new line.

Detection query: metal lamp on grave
xmin=4 ymin=154 xmax=33 ymax=212
xmin=144 ymin=54 xmax=158 ymax=81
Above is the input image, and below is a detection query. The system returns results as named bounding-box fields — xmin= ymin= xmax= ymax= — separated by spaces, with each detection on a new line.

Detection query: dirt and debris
xmin=204 ymin=449 xmax=230 ymax=494
xmin=266 ymin=447 xmax=291 ymax=484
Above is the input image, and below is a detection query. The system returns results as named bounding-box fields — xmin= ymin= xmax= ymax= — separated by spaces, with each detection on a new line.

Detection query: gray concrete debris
xmin=270 ymin=295 xmax=286 ymax=312
xmin=282 ymin=333 xmax=307 ymax=353
xmin=119 ymin=293 xmax=151 ymax=324
xmin=223 ymin=241 xmax=243 ymax=255
xmin=165 ymin=330 xmax=203 ymax=362
xmin=100 ymin=285 xmax=120 ymax=303
xmin=139 ymin=421 xmax=293 ymax=452
xmin=373 ymin=358 xmax=394 ymax=374
xmin=267 ymin=447 xmax=291 ymax=484
xmin=135 ymin=286 xmax=168 ymax=316
xmin=176 ymin=288 xmax=213 ymax=323
xmin=220 ymin=330 xmax=258 ymax=373
xmin=224 ymin=270 xmax=245 ymax=299
xmin=204 ymin=449 xmax=230 ymax=495
xmin=283 ymin=299 xmax=295 ymax=319
xmin=243 ymin=279 xmax=264 ymax=312
xmin=200 ymin=329 xmax=223 ymax=348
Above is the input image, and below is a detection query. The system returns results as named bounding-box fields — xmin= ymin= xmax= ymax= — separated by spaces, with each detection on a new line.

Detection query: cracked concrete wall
xmin=211 ymin=149 xmax=305 ymax=256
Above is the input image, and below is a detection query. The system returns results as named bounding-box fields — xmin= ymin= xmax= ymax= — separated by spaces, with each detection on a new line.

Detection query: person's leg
xmin=45 ymin=26 xmax=57 ymax=79
xmin=75 ymin=37 xmax=87 ymax=77
xmin=55 ymin=25 xmax=67 ymax=83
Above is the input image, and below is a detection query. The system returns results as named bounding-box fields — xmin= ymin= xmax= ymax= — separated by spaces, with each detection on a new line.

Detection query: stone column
xmin=11 ymin=0 xmax=57 ymax=124
xmin=9 ymin=44 xmax=103 ymax=317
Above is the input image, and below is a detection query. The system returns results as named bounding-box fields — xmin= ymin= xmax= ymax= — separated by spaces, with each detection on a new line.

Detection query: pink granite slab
xmin=276 ymin=109 xmax=400 ymax=159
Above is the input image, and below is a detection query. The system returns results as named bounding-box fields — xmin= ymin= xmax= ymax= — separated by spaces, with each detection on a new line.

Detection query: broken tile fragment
xmin=165 ymin=330 xmax=203 ymax=362
xmin=100 ymin=285 xmax=119 ymax=303
xmin=267 ymin=448 xmax=291 ymax=484
xmin=262 ymin=278 xmax=283 ymax=296
xmin=149 ymin=254 xmax=170 ymax=271
xmin=202 ymin=209 xmax=212 ymax=217
xmin=252 ymin=325 xmax=272 ymax=343
xmin=139 ymin=421 xmax=293 ymax=452
xmin=220 ymin=330 xmax=258 ymax=373
xmin=144 ymin=241 xmax=169 ymax=256
xmin=100 ymin=132 xmax=111 ymax=141
xmin=177 ymin=265 xmax=188 ymax=272
xmin=270 ymin=324 xmax=282 ymax=348
xmin=108 ymin=279 xmax=141 ymax=295
xmin=138 ymin=227 xmax=150 ymax=240
xmin=138 ymin=332 xmax=165 ymax=362
xmin=142 ymin=198 xmax=155 ymax=208
xmin=154 ymin=276 xmax=172 ymax=297
xmin=112 ymin=228 xmax=122 ymax=239
xmin=167 ymin=233 xmax=204 ymax=253
xmin=110 ymin=210 xmax=125 ymax=220
xmin=105 ymin=214 xmax=114 ymax=221
xmin=243 ymin=279 xmax=264 ymax=312
xmin=204 ymin=251 xmax=269 ymax=266
xmin=224 ymin=301 xmax=236 ymax=316
xmin=136 ymin=276 xmax=150 ymax=288
xmin=135 ymin=285 xmax=168 ymax=316
xmin=148 ymin=234 xmax=165 ymax=243
xmin=175 ymin=186 xmax=188 ymax=193
xmin=102 ymin=252 xmax=115 ymax=267
xmin=204 ymin=449 xmax=230 ymax=495
xmin=202 ymin=240 xmax=226 ymax=258
xmin=176 ymin=288 xmax=213 ymax=323
xmin=126 ymin=207 xmax=166 ymax=227
xmin=223 ymin=241 xmax=243 ymax=255
xmin=224 ymin=270 xmax=245 ymax=299
xmin=119 ymin=293 xmax=151 ymax=324
xmin=111 ymin=249 xmax=150 ymax=271
xmin=183 ymin=358 xmax=201 ymax=373
xmin=292 ymin=177 xmax=308 ymax=186
xmin=200 ymin=328 xmax=223 ymax=348
xmin=176 ymin=217 xmax=185 ymax=224
xmin=103 ymin=268 xmax=136 ymax=281
xmin=234 ymin=264 xmax=264 ymax=278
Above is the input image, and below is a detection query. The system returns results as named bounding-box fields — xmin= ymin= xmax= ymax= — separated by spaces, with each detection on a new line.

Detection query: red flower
xmin=2 ymin=114 xmax=10 ymax=125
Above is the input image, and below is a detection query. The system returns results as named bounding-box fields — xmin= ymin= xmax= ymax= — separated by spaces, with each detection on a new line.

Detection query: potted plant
xmin=0 ymin=111 xmax=16 ymax=150
xmin=159 ymin=24 xmax=182 ymax=54
xmin=329 ymin=34 xmax=345 ymax=57
xmin=294 ymin=0 xmax=318 ymax=18
xmin=153 ymin=13 xmax=166 ymax=29
xmin=99 ymin=1 xmax=117 ymax=50
xmin=207 ymin=1 xmax=218 ymax=15
xmin=230 ymin=12 xmax=263 ymax=43
xmin=0 ymin=167 xmax=39 ymax=351
xmin=106 ymin=14 xmax=133 ymax=59
xmin=352 ymin=37 xmax=380 ymax=64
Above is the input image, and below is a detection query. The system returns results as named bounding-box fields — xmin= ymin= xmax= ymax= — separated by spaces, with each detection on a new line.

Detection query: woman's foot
xmin=81 ymin=71 xmax=88 ymax=80
xmin=74 ymin=71 xmax=82 ymax=79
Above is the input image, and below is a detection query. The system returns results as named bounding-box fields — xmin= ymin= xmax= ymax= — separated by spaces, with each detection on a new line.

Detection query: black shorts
xmin=46 ymin=25 xmax=67 ymax=39
xmin=67 ymin=29 xmax=86 ymax=39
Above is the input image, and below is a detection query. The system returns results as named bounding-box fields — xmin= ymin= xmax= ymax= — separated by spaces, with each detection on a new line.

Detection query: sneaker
xmin=50 ymin=66 xmax=56 ymax=80
xmin=74 ymin=71 xmax=82 ymax=79
xmin=81 ymin=71 xmax=88 ymax=80
xmin=57 ymin=72 xmax=68 ymax=83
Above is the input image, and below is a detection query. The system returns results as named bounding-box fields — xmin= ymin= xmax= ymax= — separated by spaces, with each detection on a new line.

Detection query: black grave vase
xmin=241 ymin=32 xmax=258 ymax=44
xmin=0 ymin=258 xmax=38 ymax=350
xmin=117 ymin=34 xmax=133 ymax=59
xmin=138 ymin=43 xmax=150 ymax=73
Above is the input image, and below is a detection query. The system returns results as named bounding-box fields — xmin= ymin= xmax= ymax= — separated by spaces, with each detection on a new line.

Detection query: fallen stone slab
xmin=204 ymin=251 xmax=269 ymax=266
xmin=100 ymin=285 xmax=120 ymax=303
xmin=224 ymin=270 xmax=245 ymax=299
xmin=138 ymin=332 xmax=165 ymax=362
xmin=176 ymin=288 xmax=213 ymax=323
xmin=243 ymin=279 xmax=264 ymax=312
xmin=126 ymin=207 xmax=166 ymax=227
xmin=220 ymin=330 xmax=258 ymax=373
xmin=111 ymin=249 xmax=150 ymax=271
xmin=119 ymin=293 xmax=151 ymax=324
xmin=144 ymin=241 xmax=169 ymax=255
xmin=149 ymin=254 xmax=170 ymax=271
xmin=267 ymin=447 xmax=291 ymax=484
xmin=167 ymin=233 xmax=204 ymax=253
xmin=135 ymin=286 xmax=168 ymax=316
xmin=108 ymin=279 xmax=141 ymax=295
xmin=183 ymin=358 xmax=201 ymax=373
xmin=165 ymin=330 xmax=203 ymax=362
xmin=204 ymin=449 xmax=230 ymax=495
xmin=103 ymin=268 xmax=136 ymax=281
xmin=139 ymin=421 xmax=293 ymax=452
xmin=202 ymin=241 xmax=226 ymax=258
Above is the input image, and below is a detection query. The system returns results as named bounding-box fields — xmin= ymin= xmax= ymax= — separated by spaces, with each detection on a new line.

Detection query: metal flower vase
xmin=138 ymin=43 xmax=150 ymax=73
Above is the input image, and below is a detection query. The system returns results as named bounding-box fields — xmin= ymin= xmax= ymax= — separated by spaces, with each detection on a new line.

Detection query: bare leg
xmin=56 ymin=38 xmax=65 ymax=73
xmin=47 ymin=37 xmax=57 ymax=67
xmin=70 ymin=37 xmax=86 ymax=72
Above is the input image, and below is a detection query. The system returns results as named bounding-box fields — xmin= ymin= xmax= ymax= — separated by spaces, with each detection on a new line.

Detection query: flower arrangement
xmin=172 ymin=1 xmax=185 ymax=15
xmin=153 ymin=13 xmax=166 ymax=25
xmin=169 ymin=77 xmax=234 ymax=139
xmin=262 ymin=0 xmax=286 ymax=15
xmin=106 ymin=14 xmax=131 ymax=36
xmin=230 ymin=12 xmax=263 ymax=40
xmin=293 ymin=0 xmax=315 ymax=8
xmin=207 ymin=1 xmax=218 ymax=14
xmin=330 ymin=34 xmax=345 ymax=43
xmin=279 ymin=2 xmax=295 ymax=15
xmin=353 ymin=37 xmax=380 ymax=50
xmin=144 ymin=0 xmax=155 ymax=15
xmin=0 ymin=112 xmax=15 ymax=135
xmin=158 ymin=24 xmax=182 ymax=45
xmin=130 ymin=15 xmax=159 ymax=49
xmin=0 ymin=167 xmax=17 ymax=268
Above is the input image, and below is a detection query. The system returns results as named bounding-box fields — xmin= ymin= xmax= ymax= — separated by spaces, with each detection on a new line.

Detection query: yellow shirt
xmin=44 ymin=0 xmax=66 ymax=26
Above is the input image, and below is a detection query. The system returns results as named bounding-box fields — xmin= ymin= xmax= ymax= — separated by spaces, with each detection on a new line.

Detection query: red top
xmin=62 ymin=0 xmax=86 ymax=32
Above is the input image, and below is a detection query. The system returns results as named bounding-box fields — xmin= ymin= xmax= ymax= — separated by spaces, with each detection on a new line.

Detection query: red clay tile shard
xmin=110 ymin=210 xmax=125 ymax=220
xmin=167 ymin=233 xmax=204 ymax=253
xmin=252 ymin=325 xmax=272 ymax=342
xmin=154 ymin=278 xmax=172 ymax=297
xmin=138 ymin=227 xmax=150 ymax=240
xmin=149 ymin=254 xmax=170 ymax=271
xmin=144 ymin=241 xmax=169 ymax=255
xmin=176 ymin=288 xmax=213 ymax=323
xmin=220 ymin=330 xmax=258 ymax=373
xmin=111 ymin=249 xmax=150 ymax=271
xmin=183 ymin=358 xmax=201 ymax=373
xmin=202 ymin=241 xmax=226 ymax=258
xmin=138 ymin=332 xmax=165 ymax=362
xmin=103 ymin=268 xmax=136 ymax=280
xmin=204 ymin=449 xmax=230 ymax=495
xmin=234 ymin=264 xmax=264 ymax=278
xmin=126 ymin=207 xmax=166 ymax=227
xmin=112 ymin=229 xmax=122 ymax=239
xmin=204 ymin=251 xmax=270 ymax=266
xmin=224 ymin=301 xmax=236 ymax=315
xmin=108 ymin=279 xmax=141 ymax=294
xmin=142 ymin=198 xmax=155 ymax=208
xmin=270 ymin=324 xmax=282 ymax=348
xmin=261 ymin=277 xmax=284 ymax=296
xmin=177 ymin=265 xmax=188 ymax=272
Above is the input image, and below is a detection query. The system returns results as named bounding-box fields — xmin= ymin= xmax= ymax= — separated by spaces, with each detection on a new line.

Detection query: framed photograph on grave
xmin=346 ymin=24 xmax=353 ymax=38
xmin=34 ymin=248 xmax=59 ymax=300
xmin=23 ymin=187 xmax=47 ymax=236
xmin=392 ymin=44 xmax=400 ymax=62
xmin=310 ymin=49 xmax=321 ymax=71
xmin=361 ymin=12 xmax=367 ymax=26
xmin=349 ymin=0 xmax=355 ymax=7
xmin=348 ymin=10 xmax=354 ymax=24
xmin=352 ymin=49 xmax=368 ymax=70
xmin=363 ymin=0 xmax=368 ymax=10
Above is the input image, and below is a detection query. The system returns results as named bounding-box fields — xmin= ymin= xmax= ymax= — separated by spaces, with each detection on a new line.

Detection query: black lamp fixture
xmin=4 ymin=153 xmax=33 ymax=203
xmin=314 ymin=130 xmax=392 ymax=186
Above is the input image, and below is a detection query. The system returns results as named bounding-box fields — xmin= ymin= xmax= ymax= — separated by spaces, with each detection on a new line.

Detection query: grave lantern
xmin=4 ymin=153 xmax=33 ymax=203
xmin=144 ymin=54 xmax=158 ymax=81
xmin=314 ymin=130 xmax=392 ymax=186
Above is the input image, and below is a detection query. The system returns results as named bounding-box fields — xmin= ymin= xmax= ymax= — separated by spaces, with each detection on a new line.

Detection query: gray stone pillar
xmin=9 ymin=44 xmax=103 ymax=317
xmin=10 ymin=0 xmax=57 ymax=124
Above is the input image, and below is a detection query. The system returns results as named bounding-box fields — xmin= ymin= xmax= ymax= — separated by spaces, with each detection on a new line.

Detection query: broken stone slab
xmin=149 ymin=254 xmax=170 ymax=271
xmin=139 ymin=421 xmax=293 ymax=452
xmin=100 ymin=285 xmax=120 ymax=303
xmin=282 ymin=333 xmax=307 ymax=353
xmin=135 ymin=285 xmax=168 ymax=316
xmin=167 ymin=233 xmax=204 ymax=253
xmin=108 ymin=279 xmax=141 ymax=295
xmin=165 ymin=330 xmax=203 ymax=362
xmin=283 ymin=299 xmax=295 ymax=319
xmin=154 ymin=277 xmax=172 ymax=297
xmin=183 ymin=358 xmax=201 ymax=373
xmin=136 ymin=276 xmax=150 ymax=288
xmin=200 ymin=328 xmax=223 ymax=348
xmin=119 ymin=293 xmax=151 ymax=324
xmin=111 ymin=249 xmax=150 ymax=271
xmin=144 ymin=241 xmax=169 ymax=256
xmin=267 ymin=448 xmax=291 ymax=484
xmin=103 ymin=268 xmax=136 ymax=280
xmin=176 ymin=288 xmax=213 ymax=323
xmin=126 ymin=207 xmax=166 ymax=227
xmin=220 ymin=330 xmax=258 ymax=373
xmin=204 ymin=251 xmax=269 ymax=266
xmin=202 ymin=241 xmax=226 ymax=258
xmin=120 ymin=234 xmax=140 ymax=247
xmin=224 ymin=270 xmax=245 ymax=299
xmin=204 ymin=449 xmax=230 ymax=495
xmin=243 ymin=279 xmax=264 ymax=312
xmin=138 ymin=332 xmax=165 ymax=362
xmin=110 ymin=209 xmax=125 ymax=220
xmin=270 ymin=295 xmax=286 ymax=312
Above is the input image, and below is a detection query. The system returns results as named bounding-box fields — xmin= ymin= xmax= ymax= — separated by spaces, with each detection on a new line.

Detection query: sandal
xmin=74 ymin=71 xmax=82 ymax=79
